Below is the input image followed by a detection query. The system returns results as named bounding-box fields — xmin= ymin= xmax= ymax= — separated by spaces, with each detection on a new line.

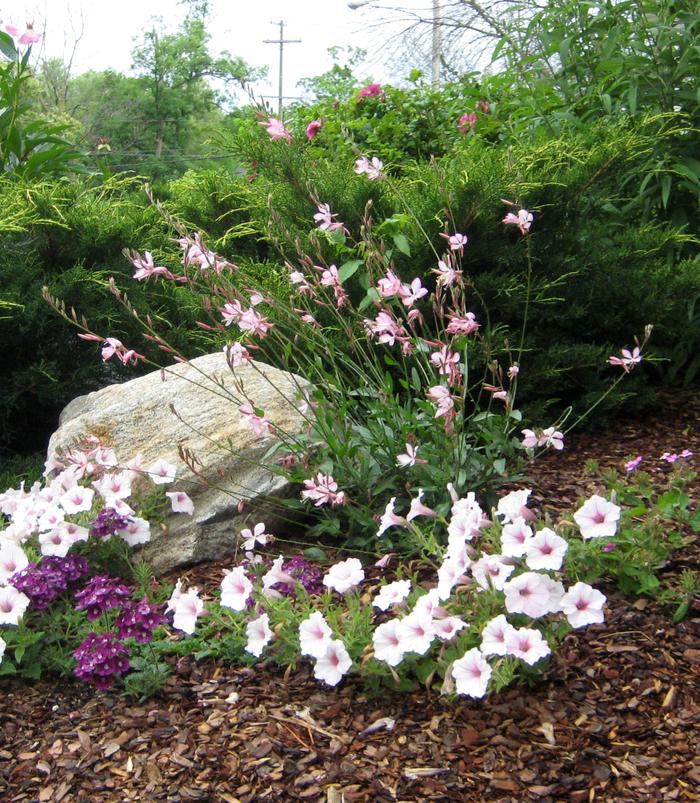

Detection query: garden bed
xmin=1 ymin=390 xmax=699 ymax=802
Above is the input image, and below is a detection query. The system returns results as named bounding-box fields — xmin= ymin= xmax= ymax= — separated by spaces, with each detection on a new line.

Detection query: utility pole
xmin=263 ymin=21 xmax=301 ymax=116
xmin=431 ymin=0 xmax=442 ymax=84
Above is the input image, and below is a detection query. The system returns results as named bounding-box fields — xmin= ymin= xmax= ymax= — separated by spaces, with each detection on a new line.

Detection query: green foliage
xmin=0 ymin=32 xmax=82 ymax=177
xmin=221 ymin=112 xmax=698 ymax=426
xmin=0 ymin=175 xmax=211 ymax=455
xmin=564 ymin=461 xmax=697 ymax=598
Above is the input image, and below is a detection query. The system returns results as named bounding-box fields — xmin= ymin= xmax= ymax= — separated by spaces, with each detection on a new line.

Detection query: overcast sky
xmin=3 ymin=0 xmax=425 ymax=103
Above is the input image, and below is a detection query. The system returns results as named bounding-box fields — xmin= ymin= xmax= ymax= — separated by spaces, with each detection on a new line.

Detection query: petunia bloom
xmin=322 ymin=558 xmax=365 ymax=594
xmin=573 ymin=494 xmax=621 ymax=539
xmin=452 ymin=648 xmax=492 ymax=698
xmin=245 ymin=613 xmax=272 ymax=657
xmin=313 ymin=639 xmax=352 ymax=686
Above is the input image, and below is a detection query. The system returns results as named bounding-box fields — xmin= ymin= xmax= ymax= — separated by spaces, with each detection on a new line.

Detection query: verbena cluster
xmin=10 ymin=555 xmax=90 ymax=609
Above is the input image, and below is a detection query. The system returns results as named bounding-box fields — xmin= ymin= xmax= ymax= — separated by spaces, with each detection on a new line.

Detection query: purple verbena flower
xmin=74 ymin=575 xmax=132 ymax=620
xmin=114 ymin=596 xmax=165 ymax=644
xmin=73 ymin=631 xmax=131 ymax=689
xmin=277 ymin=555 xmax=325 ymax=598
xmin=90 ymin=508 xmax=133 ymax=539
xmin=9 ymin=553 xmax=89 ymax=609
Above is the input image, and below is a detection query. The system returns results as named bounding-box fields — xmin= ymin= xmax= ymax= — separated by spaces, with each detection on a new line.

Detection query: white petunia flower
xmin=573 ymin=495 xmax=621 ymax=539
xmin=220 ymin=567 xmax=253 ymax=612
xmin=299 ymin=611 xmax=333 ymax=659
xmin=452 ymin=648 xmax=492 ymax=698
xmin=245 ymin=613 xmax=272 ymax=657
xmin=313 ymin=639 xmax=352 ymax=686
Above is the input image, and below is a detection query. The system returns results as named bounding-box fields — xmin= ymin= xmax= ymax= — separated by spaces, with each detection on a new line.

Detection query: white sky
xmin=3 ymin=0 xmax=419 ymax=103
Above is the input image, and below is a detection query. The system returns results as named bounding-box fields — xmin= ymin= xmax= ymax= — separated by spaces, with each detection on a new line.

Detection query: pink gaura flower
xmin=260 ymin=117 xmax=291 ymax=143
xmin=301 ymin=473 xmax=345 ymax=507
xmin=427 ymin=385 xmax=455 ymax=419
xmin=433 ymin=258 xmax=461 ymax=287
xmin=398 ymin=278 xmax=428 ymax=308
xmin=130 ymin=251 xmax=175 ymax=281
xmin=430 ymin=346 xmax=461 ymax=385
xmin=354 ymin=156 xmax=384 ymax=180
xmin=166 ymin=491 xmax=194 ymax=515
xmin=313 ymin=203 xmax=345 ymax=233
xmin=100 ymin=337 xmax=144 ymax=366
xmin=223 ymin=342 xmax=252 ymax=368
xmin=440 ymin=232 xmax=468 ymax=252
xmin=446 ymin=312 xmax=480 ymax=336
xmin=377 ymin=269 xmax=403 ymax=298
xmin=306 ymin=119 xmax=323 ymax=140
xmin=364 ymin=310 xmax=407 ymax=347
xmin=452 ymin=648 xmax=492 ymax=698
xmin=319 ymin=264 xmax=349 ymax=308
xmin=239 ymin=403 xmax=271 ymax=438
xmin=503 ymin=208 xmax=534 ymax=235
xmin=608 ymin=346 xmax=642 ymax=372
xmin=396 ymin=442 xmax=427 ymax=468
xmin=240 ymin=522 xmax=269 ymax=551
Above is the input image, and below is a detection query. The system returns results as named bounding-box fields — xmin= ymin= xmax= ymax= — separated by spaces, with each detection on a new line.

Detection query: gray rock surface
xmin=48 ymin=353 xmax=311 ymax=574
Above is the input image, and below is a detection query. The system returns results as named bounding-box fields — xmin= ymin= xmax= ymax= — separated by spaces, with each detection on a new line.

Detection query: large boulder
xmin=47 ymin=353 xmax=311 ymax=574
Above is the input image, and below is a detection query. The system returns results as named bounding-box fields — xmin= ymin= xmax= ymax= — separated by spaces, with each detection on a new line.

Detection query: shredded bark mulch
xmin=1 ymin=390 xmax=699 ymax=802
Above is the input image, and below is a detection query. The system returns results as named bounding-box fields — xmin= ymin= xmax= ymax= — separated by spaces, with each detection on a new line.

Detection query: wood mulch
xmin=1 ymin=390 xmax=699 ymax=802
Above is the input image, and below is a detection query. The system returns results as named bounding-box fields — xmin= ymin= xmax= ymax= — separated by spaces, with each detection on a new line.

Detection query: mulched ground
xmin=1 ymin=391 xmax=699 ymax=802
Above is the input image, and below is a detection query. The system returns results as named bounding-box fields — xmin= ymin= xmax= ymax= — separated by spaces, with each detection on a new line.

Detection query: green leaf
xmin=0 ymin=32 xmax=16 ymax=60
xmin=14 ymin=645 xmax=25 ymax=664
xmin=338 ymin=259 xmax=363 ymax=283
xmin=660 ymin=174 xmax=672 ymax=208
xmin=392 ymin=233 xmax=411 ymax=256
xmin=303 ymin=547 xmax=327 ymax=561
xmin=601 ymin=93 xmax=612 ymax=114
